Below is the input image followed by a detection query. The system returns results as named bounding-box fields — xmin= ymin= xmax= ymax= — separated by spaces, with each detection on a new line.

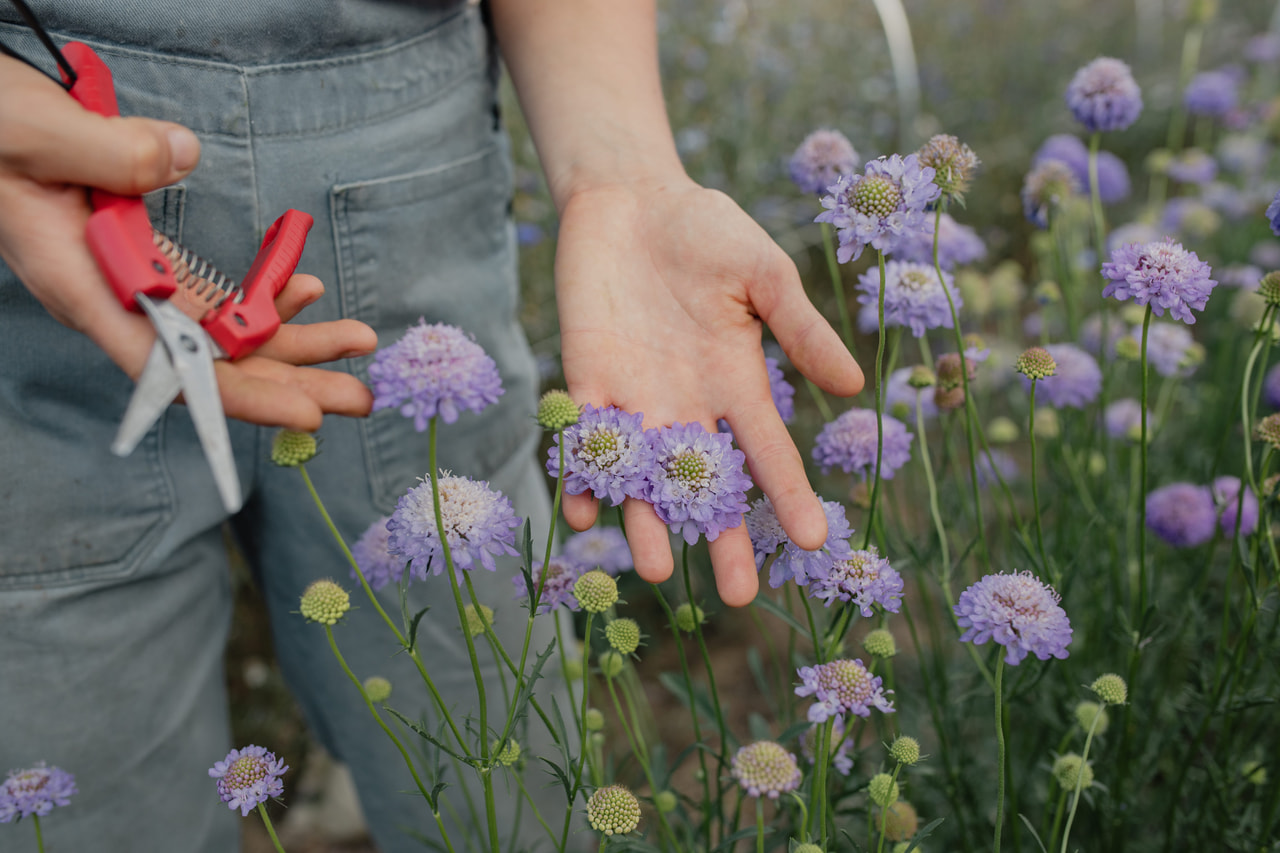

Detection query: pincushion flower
xmin=547 ymin=404 xmax=653 ymax=506
xmin=1165 ymin=149 xmax=1218 ymax=185
xmin=585 ymin=785 xmax=641 ymax=836
xmin=1136 ymin=322 xmax=1201 ymax=378
xmin=795 ymin=658 xmax=895 ymax=722
xmin=813 ymin=408 xmax=913 ymax=481
xmin=1023 ymin=344 xmax=1101 ymax=409
xmin=746 ymin=494 xmax=854 ymax=588
xmin=731 ymin=741 xmax=803 ymax=799
xmin=856 ymin=260 xmax=961 ymax=338
xmin=1033 ymin=134 xmax=1130 ymax=203
xmin=1184 ymin=69 xmax=1239 ymax=117
xmin=513 ymin=556 xmax=585 ymax=614
xmin=1102 ymin=239 xmax=1217 ymax=324
xmin=647 ymin=422 xmax=752 ymax=545
xmin=1145 ymin=482 xmax=1216 ymax=548
xmin=808 ymin=546 xmax=904 ymax=616
xmin=561 ymin=527 xmax=633 ymax=575
xmin=351 ymin=516 xmax=403 ymax=591
xmin=1265 ymin=363 xmax=1280 ymax=408
xmin=766 ymin=357 xmax=797 ymax=423
xmin=209 ymin=746 xmax=288 ymax=817
xmin=368 ymin=320 xmax=503 ymax=430
xmin=1266 ymin=191 xmax=1280 ymax=236
xmin=1065 ymin=57 xmax=1143 ymax=133
xmin=954 ymin=571 xmax=1073 ymax=665
xmin=387 ymin=473 xmax=521 ymax=582
xmin=789 ymin=128 xmax=860 ymax=195
xmin=816 ymin=153 xmax=941 ymax=263
xmin=1212 ymin=476 xmax=1259 ymax=537
xmin=885 ymin=366 xmax=938 ymax=422
xmin=1104 ymin=398 xmax=1152 ymax=441
xmin=1022 ymin=159 xmax=1081 ymax=228
xmin=0 ymin=763 xmax=76 ymax=823
xmin=892 ymin=212 xmax=987 ymax=270
xmin=915 ymin=133 xmax=980 ymax=200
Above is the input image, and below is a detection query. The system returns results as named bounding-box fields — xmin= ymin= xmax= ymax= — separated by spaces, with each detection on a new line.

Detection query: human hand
xmin=555 ymin=176 xmax=864 ymax=607
xmin=0 ymin=55 xmax=375 ymax=430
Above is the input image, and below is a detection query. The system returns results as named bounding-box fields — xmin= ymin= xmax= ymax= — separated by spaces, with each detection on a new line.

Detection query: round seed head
xmin=907 ymin=366 xmax=936 ymax=389
xmin=890 ymin=736 xmax=921 ymax=766
xmin=1074 ymin=701 xmax=1109 ymax=735
xmin=605 ymin=618 xmax=642 ymax=654
xmin=1052 ymin=753 xmax=1094 ymax=790
xmin=675 ymin=602 xmax=705 ymax=632
xmin=299 ymin=579 xmax=351 ymax=625
xmin=868 ymin=772 xmax=900 ymax=807
xmin=573 ymin=570 xmax=619 ymax=613
xmin=1091 ymin=673 xmax=1128 ymax=705
xmin=862 ymin=628 xmax=898 ymax=658
xmin=655 ymin=790 xmax=679 ymax=813
xmin=585 ymin=708 xmax=606 ymax=731
xmin=877 ymin=800 xmax=919 ymax=842
xmin=491 ymin=738 xmax=522 ymax=767
xmin=1016 ymin=346 xmax=1057 ymax=380
xmin=730 ymin=741 xmax=803 ymax=799
xmin=1260 ymin=272 xmax=1280 ymax=307
xmin=272 ymin=429 xmax=318 ymax=467
xmin=916 ymin=133 xmax=980 ymax=199
xmin=793 ymin=845 xmax=825 ymax=853
xmin=598 ymin=650 xmax=625 ymax=678
xmin=463 ymin=603 xmax=494 ymax=637
xmin=586 ymin=785 xmax=641 ymax=836
xmin=363 ymin=676 xmax=392 ymax=703
xmin=537 ymin=389 xmax=581 ymax=430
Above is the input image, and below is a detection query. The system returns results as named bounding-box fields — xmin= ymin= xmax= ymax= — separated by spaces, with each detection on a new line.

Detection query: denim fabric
xmin=0 ymin=8 xmax=564 ymax=852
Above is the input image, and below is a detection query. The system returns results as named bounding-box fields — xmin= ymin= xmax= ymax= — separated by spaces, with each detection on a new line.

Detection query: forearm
xmin=488 ymin=0 xmax=687 ymax=209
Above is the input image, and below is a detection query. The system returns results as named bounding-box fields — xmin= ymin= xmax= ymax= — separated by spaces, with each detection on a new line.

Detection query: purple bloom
xmin=561 ymin=528 xmax=633 ymax=575
xmin=816 ymin=154 xmax=941 ymax=263
xmin=1247 ymin=33 xmax=1280 ymax=63
xmin=766 ymin=357 xmax=797 ymax=423
xmin=1135 ymin=322 xmax=1200 ymax=378
xmin=1166 ymin=149 xmax=1218 ymax=185
xmin=1218 ymin=135 xmax=1271 ymax=177
xmin=1079 ymin=311 xmax=1126 ymax=358
xmin=513 ymin=556 xmax=584 ymax=615
xmin=1104 ymin=398 xmax=1151 ymax=441
xmin=1102 ymin=239 xmax=1218 ymax=324
xmin=1267 ymin=191 xmax=1280 ymax=236
xmin=789 ymin=128 xmax=860 ymax=195
xmin=548 ymin=405 xmax=654 ymax=507
xmin=1022 ymin=344 xmax=1101 ymax=409
xmin=954 ymin=572 xmax=1073 ymax=666
xmin=209 ymin=746 xmax=288 ymax=817
xmin=730 ymin=741 xmax=803 ymax=799
xmin=0 ymin=764 xmax=76 ymax=823
xmin=796 ymin=659 xmax=894 ymax=723
xmin=1220 ymin=264 xmax=1263 ymax=291
xmin=885 ymin=366 xmax=937 ymax=421
xmin=1161 ymin=197 xmax=1221 ymax=239
xmin=1066 ymin=57 xmax=1143 ymax=133
xmin=856 ymin=260 xmax=960 ymax=338
xmin=368 ymin=321 xmax=504 ymax=430
xmin=1146 ymin=482 xmax=1217 ymax=548
xmin=813 ymin=408 xmax=913 ymax=481
xmin=387 ymin=473 xmax=521 ymax=582
xmin=746 ymin=495 xmax=854 ymax=588
xmin=351 ymin=516 xmax=403 ymax=591
xmin=977 ymin=449 xmax=1020 ymax=489
xmin=1213 ymin=476 xmax=1259 ymax=537
xmin=808 ymin=546 xmax=904 ymax=616
xmin=1184 ymin=69 xmax=1239 ymax=117
xmin=648 ymin=422 xmax=752 ymax=545
xmin=892 ymin=211 xmax=987 ymax=269
xmin=1033 ymin=134 xmax=1131 ymax=203
xmin=1022 ymin=159 xmax=1081 ymax=228
xmin=1265 ymin=363 xmax=1280 ymax=409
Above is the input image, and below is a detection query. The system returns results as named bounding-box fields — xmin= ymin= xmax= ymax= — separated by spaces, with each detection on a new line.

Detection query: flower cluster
xmin=1065 ymin=57 xmax=1143 ymax=133
xmin=386 ymin=473 xmax=521 ymax=582
xmin=1102 ymin=239 xmax=1217 ymax=324
xmin=731 ymin=741 xmax=803 ymax=799
xmin=513 ymin=557 xmax=586 ymax=615
xmin=817 ymin=153 xmax=941 ymax=263
xmin=561 ymin=527 xmax=633 ymax=575
xmin=808 ymin=546 xmax=904 ymax=616
xmin=1033 ymin=134 xmax=1130 ymax=203
xmin=648 ymin=422 xmax=752 ymax=545
xmin=548 ymin=404 xmax=653 ymax=507
xmin=954 ymin=571 xmax=1073 ymax=665
xmin=813 ymin=408 xmax=914 ymax=481
xmin=0 ymin=763 xmax=76 ymax=823
xmin=209 ymin=746 xmax=288 ymax=817
xmin=856 ymin=260 xmax=961 ymax=338
xmin=351 ymin=516 xmax=403 ymax=591
xmin=795 ymin=658 xmax=895 ymax=722
xmin=368 ymin=321 xmax=503 ymax=430
xmin=746 ymin=494 xmax=855 ymax=587
xmin=1146 ymin=482 xmax=1217 ymax=548
xmin=789 ymin=128 xmax=860 ymax=195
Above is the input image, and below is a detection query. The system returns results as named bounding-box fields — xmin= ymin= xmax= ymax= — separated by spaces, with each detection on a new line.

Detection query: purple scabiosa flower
xmin=789 ymin=129 xmax=860 ymax=195
xmin=885 ymin=366 xmax=938 ymax=422
xmin=1247 ymin=33 xmax=1280 ymax=63
xmin=1146 ymin=482 xmax=1217 ymax=548
xmin=856 ymin=260 xmax=960 ymax=338
xmin=1102 ymin=239 xmax=1218 ymax=324
xmin=209 ymin=746 xmax=288 ymax=817
xmin=386 ymin=473 xmax=521 ymax=582
xmin=1184 ymin=69 xmax=1239 ymax=117
xmin=816 ymin=154 xmax=941 ymax=263
xmin=1218 ymin=135 xmax=1272 ymax=177
xmin=513 ymin=557 xmax=585 ymax=615
xmin=1213 ymin=476 xmax=1259 ymax=537
xmin=954 ymin=571 xmax=1073 ymax=666
xmin=800 ymin=716 xmax=857 ymax=775
xmin=730 ymin=741 xmax=803 ymax=799
xmin=1134 ymin=322 xmax=1201 ymax=378
xmin=0 ymin=763 xmax=76 ymax=823
xmin=1033 ymin=134 xmax=1131 ymax=204
xmin=891 ymin=212 xmax=987 ymax=270
xmin=548 ymin=405 xmax=653 ymax=507
xmin=1066 ymin=57 xmax=1143 ymax=133
xmin=648 ymin=422 xmax=752 ymax=545
xmin=351 ymin=516 xmax=402 ymax=591
xmin=808 ymin=546 xmax=904 ymax=616
xmin=766 ymin=357 xmax=797 ymax=423
xmin=1220 ymin=264 xmax=1263 ymax=290
xmin=813 ymin=408 xmax=913 ymax=481
xmin=1022 ymin=344 xmax=1101 ymax=409
xmin=746 ymin=494 xmax=854 ymax=588
xmin=561 ymin=528 xmax=633 ymax=575
xmin=1022 ymin=159 xmax=1081 ymax=228
xmin=1105 ymin=398 xmax=1152 ymax=441
xmin=1165 ymin=149 xmax=1218 ymax=185
xmin=795 ymin=658 xmax=895 ymax=723
xmin=1266 ymin=191 xmax=1280 ymax=236
xmin=915 ymin=133 xmax=981 ymax=201
xmin=1265 ymin=363 xmax=1280 ymax=409
xmin=368 ymin=321 xmax=503 ymax=430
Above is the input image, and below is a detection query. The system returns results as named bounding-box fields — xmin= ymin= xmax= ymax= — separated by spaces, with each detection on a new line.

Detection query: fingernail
xmin=166 ymin=127 xmax=201 ymax=176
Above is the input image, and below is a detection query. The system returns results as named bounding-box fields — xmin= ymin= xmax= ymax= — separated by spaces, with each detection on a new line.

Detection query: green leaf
xmin=657 ymin=671 xmax=717 ymax=723
xmin=1018 ymin=813 xmax=1049 ymax=853
xmin=406 ymin=605 xmax=431 ymax=654
xmin=751 ymin=593 xmax=809 ymax=635
xmin=385 ymin=707 xmax=477 ymax=767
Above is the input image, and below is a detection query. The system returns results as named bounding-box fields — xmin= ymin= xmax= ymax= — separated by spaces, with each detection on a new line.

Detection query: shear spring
xmin=151 ymin=230 xmax=243 ymax=309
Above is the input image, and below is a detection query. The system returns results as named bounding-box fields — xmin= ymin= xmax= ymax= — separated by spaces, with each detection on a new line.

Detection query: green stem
xmin=1028 ymin=380 xmax=1053 ymax=583
xmin=1060 ymin=701 xmax=1104 ymax=853
xmin=1137 ymin=307 xmax=1152 ymax=620
xmin=256 ymin=803 xmax=288 ymax=853
xmin=865 ymin=250 xmax=888 ymax=548
xmin=756 ymin=798 xmax=766 ymax=853
xmin=558 ymin=613 xmax=595 ymax=852
xmin=915 ymin=386 xmax=952 ymax=594
xmin=33 ymin=815 xmax=43 ymax=853
xmin=681 ymin=544 xmax=730 ymax=842
xmin=811 ymin=718 xmax=833 ymax=851
xmin=605 ymin=675 xmax=682 ymax=853
xmin=1087 ymin=131 xmax=1112 ymax=460
xmin=876 ymin=765 xmax=904 ymax=853
xmin=993 ymin=657 xmax=1007 ymax=853
xmin=821 ymin=222 xmax=855 ymax=351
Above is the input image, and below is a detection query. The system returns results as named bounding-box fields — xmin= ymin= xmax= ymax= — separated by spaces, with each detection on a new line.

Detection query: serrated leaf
xmin=406 ymin=605 xmax=431 ymax=654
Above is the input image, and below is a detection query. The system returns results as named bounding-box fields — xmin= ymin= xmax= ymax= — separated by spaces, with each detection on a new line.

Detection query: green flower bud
xmin=793 ymin=844 xmax=824 ymax=853
xmin=1074 ymin=701 xmax=1109 ymax=735
xmin=1087 ymin=450 xmax=1107 ymax=477
xmin=586 ymin=785 xmax=641 ymax=836
xmin=491 ymin=738 xmax=521 ymax=767
xmin=1034 ymin=280 xmax=1061 ymax=305
xmin=299 ymin=579 xmax=350 ymax=625
xmin=675 ymin=602 xmax=705 ymax=633
xmin=889 ymin=736 xmax=921 ymax=766
xmin=363 ymin=676 xmax=392 ymax=703
xmin=877 ymin=800 xmax=919 ymax=842
xmin=536 ymin=389 xmax=580 ymax=430
xmin=987 ymin=416 xmax=1019 ymax=445
xmin=907 ymin=366 xmax=936 ymax=389
xmin=272 ymin=429 xmax=318 ymax=467
xmin=605 ymin=618 xmax=642 ymax=655
xmin=573 ymin=570 xmax=619 ymax=613
xmin=1260 ymin=272 xmax=1280 ymax=307
xmin=655 ymin=790 xmax=679 ymax=813
xmin=1242 ymin=760 xmax=1268 ymax=786
xmin=463 ymin=603 xmax=494 ymax=638
xmin=1052 ymin=753 xmax=1094 ymax=790
xmin=563 ymin=656 xmax=584 ymax=681
xmin=1091 ymin=673 xmax=1128 ymax=705
xmin=598 ymin=650 xmax=625 ymax=678
xmin=1115 ymin=336 xmax=1142 ymax=361
xmin=868 ymin=772 xmax=899 ymax=808
xmin=585 ymin=708 xmax=606 ymax=731
xmin=1034 ymin=407 xmax=1060 ymax=439
xmin=862 ymin=628 xmax=898 ymax=658
xmin=1016 ymin=347 xmax=1057 ymax=380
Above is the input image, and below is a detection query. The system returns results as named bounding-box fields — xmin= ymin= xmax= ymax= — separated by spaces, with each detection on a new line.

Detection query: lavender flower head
xmin=954 ymin=571 xmax=1073 ymax=665
xmin=885 ymin=366 xmax=938 ymax=421
xmin=1146 ymin=482 xmax=1217 ymax=548
xmin=351 ymin=516 xmax=403 ymax=591
xmin=0 ymin=763 xmax=76 ymax=823
xmin=1022 ymin=344 xmax=1101 ymax=409
xmin=1102 ymin=239 xmax=1218 ymax=324
xmin=648 ymin=422 xmax=752 ymax=545
xmin=1165 ymin=149 xmax=1218 ymax=185
xmin=1022 ymin=159 xmax=1081 ymax=228
xmin=562 ymin=527 xmax=633 ymax=575
xmin=856 ymin=260 xmax=960 ymax=338
xmin=1066 ymin=57 xmax=1143 ymax=133
xmin=808 ymin=546 xmax=904 ymax=616
xmin=1104 ymin=398 xmax=1152 ymax=441
xmin=813 ymin=408 xmax=913 ymax=481
xmin=766 ymin=357 xmax=797 ymax=423
xmin=1265 ymin=363 xmax=1280 ymax=409
xmin=789 ymin=128 xmax=860 ymax=195
xmin=548 ymin=405 xmax=654 ymax=506
xmin=1213 ymin=476 xmax=1259 ymax=537
xmin=1033 ymin=134 xmax=1131 ymax=204
xmin=513 ymin=556 xmax=584 ymax=615
xmin=1135 ymin=322 xmax=1201 ymax=378
xmin=1184 ymin=69 xmax=1239 ymax=117
xmin=368 ymin=321 xmax=503 ymax=430
xmin=746 ymin=494 xmax=854 ymax=588
xmin=816 ymin=153 xmax=941 ymax=263
xmin=730 ymin=741 xmax=803 ymax=799
xmin=209 ymin=746 xmax=288 ymax=817
xmin=795 ymin=658 xmax=895 ymax=723
xmin=892 ymin=212 xmax=987 ymax=270
xmin=1266 ymin=191 xmax=1280 ymax=236
xmin=387 ymin=473 xmax=521 ymax=582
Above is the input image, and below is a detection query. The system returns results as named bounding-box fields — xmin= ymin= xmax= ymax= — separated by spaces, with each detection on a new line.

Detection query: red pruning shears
xmin=61 ymin=42 xmax=313 ymax=512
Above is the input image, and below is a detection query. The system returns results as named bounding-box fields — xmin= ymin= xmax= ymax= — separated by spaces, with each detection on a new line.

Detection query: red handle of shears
xmin=61 ymin=42 xmax=176 ymax=309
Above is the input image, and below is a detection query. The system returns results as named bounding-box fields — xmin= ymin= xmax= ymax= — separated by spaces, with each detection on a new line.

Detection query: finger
xmin=622 ymin=499 xmax=675 ymax=584
xmin=232 ymin=358 xmax=374 ymax=418
xmin=215 ymin=362 xmax=325 ymax=431
xmin=272 ymin=274 xmax=325 ymax=323
xmin=254 ymin=319 xmax=378 ymax=365
xmin=562 ymin=491 xmax=600 ymax=532
xmin=706 ymin=525 xmax=760 ymax=607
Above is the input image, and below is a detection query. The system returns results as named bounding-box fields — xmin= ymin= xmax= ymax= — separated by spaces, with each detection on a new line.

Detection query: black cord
xmin=1 ymin=0 xmax=75 ymax=89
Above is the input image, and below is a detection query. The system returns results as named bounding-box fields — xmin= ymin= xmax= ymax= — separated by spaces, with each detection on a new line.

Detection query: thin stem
xmin=876 ymin=765 xmax=904 ymax=853
xmin=993 ymin=658 xmax=1007 ymax=853
xmin=605 ymin=674 xmax=682 ymax=853
xmin=915 ymin=386 xmax=952 ymax=592
xmin=756 ymin=798 xmax=766 ymax=853
xmin=682 ymin=544 xmax=730 ymax=842
xmin=33 ymin=815 xmax=44 ymax=853
xmin=821 ymin=222 xmax=855 ymax=351
xmin=256 ymin=803 xmax=288 ymax=853
xmin=1060 ymin=701 xmax=1104 ymax=853
xmin=1088 ymin=132 xmax=1112 ymax=462
xmin=1028 ymin=381 xmax=1053 ymax=583
xmin=865 ymin=250 xmax=889 ymax=548
xmin=558 ymin=613 xmax=595 ymax=852
xmin=1137 ymin=307 xmax=1152 ymax=619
